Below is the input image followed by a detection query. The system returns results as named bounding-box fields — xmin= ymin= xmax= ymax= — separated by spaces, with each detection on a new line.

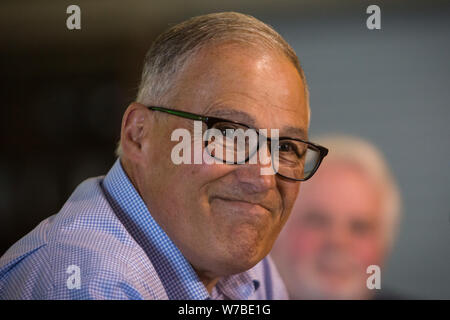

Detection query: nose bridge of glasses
xmin=148 ymin=106 xmax=327 ymax=180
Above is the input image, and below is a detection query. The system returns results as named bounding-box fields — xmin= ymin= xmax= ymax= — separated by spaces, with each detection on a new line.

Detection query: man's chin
xmin=216 ymin=258 xmax=261 ymax=277
xmin=206 ymin=216 xmax=276 ymax=275
xmin=212 ymin=242 xmax=268 ymax=276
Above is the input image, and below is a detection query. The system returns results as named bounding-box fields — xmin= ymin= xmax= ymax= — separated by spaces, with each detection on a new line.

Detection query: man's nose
xmin=233 ymin=156 xmax=277 ymax=194
xmin=324 ymin=223 xmax=352 ymax=250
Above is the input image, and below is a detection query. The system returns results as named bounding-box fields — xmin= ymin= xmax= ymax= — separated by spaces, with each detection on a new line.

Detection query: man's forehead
xmin=168 ymin=42 xmax=309 ymax=136
xmin=178 ymin=42 xmax=305 ymax=93
xmin=299 ymin=162 xmax=383 ymax=210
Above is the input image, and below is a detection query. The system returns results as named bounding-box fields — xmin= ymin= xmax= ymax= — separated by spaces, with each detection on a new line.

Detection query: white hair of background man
xmin=116 ymin=12 xmax=310 ymax=156
xmin=314 ymin=135 xmax=402 ymax=248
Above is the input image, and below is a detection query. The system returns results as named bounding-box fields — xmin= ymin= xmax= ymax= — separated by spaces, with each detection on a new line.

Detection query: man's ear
xmin=120 ymin=102 xmax=151 ymax=163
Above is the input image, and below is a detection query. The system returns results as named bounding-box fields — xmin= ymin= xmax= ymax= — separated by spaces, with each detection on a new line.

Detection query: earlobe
xmin=120 ymin=102 xmax=149 ymax=161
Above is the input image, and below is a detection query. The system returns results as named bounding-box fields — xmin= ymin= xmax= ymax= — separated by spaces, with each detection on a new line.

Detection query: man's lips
xmin=317 ymin=260 xmax=356 ymax=278
xmin=210 ymin=196 xmax=272 ymax=214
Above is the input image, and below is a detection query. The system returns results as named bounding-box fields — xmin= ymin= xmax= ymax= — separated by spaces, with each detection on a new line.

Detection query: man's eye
xmin=303 ymin=211 xmax=328 ymax=229
xmin=214 ymin=124 xmax=239 ymax=135
xmin=279 ymin=142 xmax=297 ymax=153
xmin=351 ymin=220 xmax=373 ymax=236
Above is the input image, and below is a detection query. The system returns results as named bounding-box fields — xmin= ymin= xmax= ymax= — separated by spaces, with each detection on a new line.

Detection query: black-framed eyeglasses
xmin=147 ymin=106 xmax=328 ymax=181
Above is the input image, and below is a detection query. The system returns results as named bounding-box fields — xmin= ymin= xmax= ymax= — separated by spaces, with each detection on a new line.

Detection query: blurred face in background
xmin=272 ymin=161 xmax=388 ymax=299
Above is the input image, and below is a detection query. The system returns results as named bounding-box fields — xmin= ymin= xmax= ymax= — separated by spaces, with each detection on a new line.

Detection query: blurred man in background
xmin=271 ymin=135 xmax=402 ymax=299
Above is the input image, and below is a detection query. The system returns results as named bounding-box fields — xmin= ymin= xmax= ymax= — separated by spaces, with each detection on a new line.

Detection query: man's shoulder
xmin=29 ymin=175 xmax=140 ymax=260
xmin=0 ymin=176 xmax=163 ymax=299
xmin=47 ymin=175 xmax=136 ymax=247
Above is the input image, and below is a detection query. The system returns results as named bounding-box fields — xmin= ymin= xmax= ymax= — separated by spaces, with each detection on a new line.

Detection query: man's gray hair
xmin=117 ymin=12 xmax=309 ymax=156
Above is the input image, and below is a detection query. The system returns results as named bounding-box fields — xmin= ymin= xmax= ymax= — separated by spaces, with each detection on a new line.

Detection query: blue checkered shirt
xmin=0 ymin=159 xmax=288 ymax=300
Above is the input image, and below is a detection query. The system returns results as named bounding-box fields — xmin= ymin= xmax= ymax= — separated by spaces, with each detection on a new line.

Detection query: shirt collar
xmin=215 ymin=268 xmax=260 ymax=300
xmin=102 ymin=158 xmax=260 ymax=299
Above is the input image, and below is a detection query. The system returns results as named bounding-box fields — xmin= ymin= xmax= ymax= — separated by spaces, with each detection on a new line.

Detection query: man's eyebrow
xmin=282 ymin=126 xmax=308 ymax=140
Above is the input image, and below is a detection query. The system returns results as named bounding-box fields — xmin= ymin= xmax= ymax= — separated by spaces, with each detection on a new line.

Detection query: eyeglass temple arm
xmin=148 ymin=106 xmax=207 ymax=122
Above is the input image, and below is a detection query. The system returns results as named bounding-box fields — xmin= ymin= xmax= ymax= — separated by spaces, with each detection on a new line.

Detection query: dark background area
xmin=1 ymin=0 xmax=449 ymax=298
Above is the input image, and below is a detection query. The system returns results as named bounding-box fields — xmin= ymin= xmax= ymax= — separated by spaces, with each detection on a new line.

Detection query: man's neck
xmin=195 ymin=269 xmax=220 ymax=294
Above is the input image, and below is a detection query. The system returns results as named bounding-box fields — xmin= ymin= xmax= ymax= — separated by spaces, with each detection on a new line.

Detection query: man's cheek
xmin=193 ymin=160 xmax=236 ymax=180
xmin=351 ymin=237 xmax=383 ymax=267
xmin=288 ymin=228 xmax=324 ymax=258
xmin=283 ymin=183 xmax=301 ymax=212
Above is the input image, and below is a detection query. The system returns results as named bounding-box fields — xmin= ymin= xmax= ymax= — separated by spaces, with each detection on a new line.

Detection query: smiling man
xmin=0 ymin=12 xmax=327 ymax=299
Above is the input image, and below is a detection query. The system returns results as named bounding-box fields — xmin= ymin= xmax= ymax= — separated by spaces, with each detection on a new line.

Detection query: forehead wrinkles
xmin=166 ymin=43 xmax=308 ymax=130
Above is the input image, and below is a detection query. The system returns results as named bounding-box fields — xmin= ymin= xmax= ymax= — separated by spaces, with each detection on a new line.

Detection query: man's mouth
xmin=317 ymin=259 xmax=356 ymax=278
xmin=210 ymin=196 xmax=271 ymax=215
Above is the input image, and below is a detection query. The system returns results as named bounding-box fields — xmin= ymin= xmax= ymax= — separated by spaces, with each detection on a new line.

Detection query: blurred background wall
xmin=1 ymin=0 xmax=449 ymax=298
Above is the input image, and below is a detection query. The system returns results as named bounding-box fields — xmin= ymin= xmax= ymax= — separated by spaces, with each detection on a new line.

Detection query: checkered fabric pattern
xmin=0 ymin=159 xmax=288 ymax=300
